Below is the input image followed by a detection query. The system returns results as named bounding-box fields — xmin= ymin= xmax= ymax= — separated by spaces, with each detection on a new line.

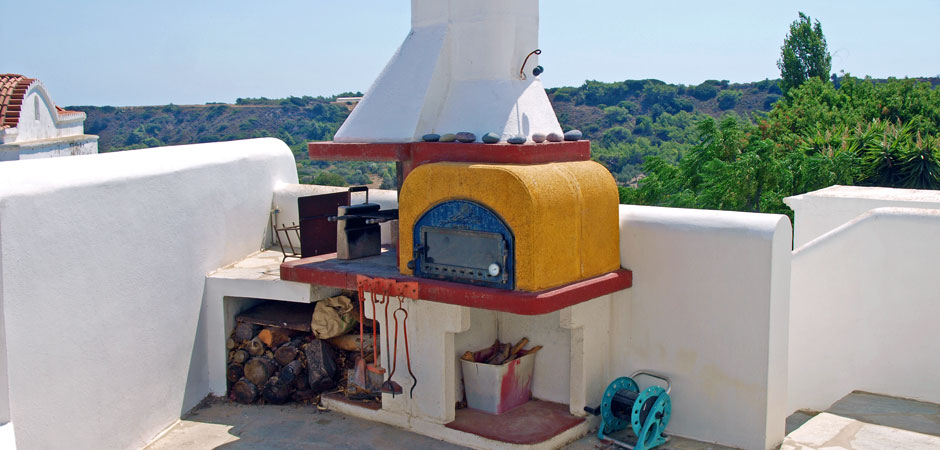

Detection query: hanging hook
xmin=519 ymin=49 xmax=541 ymax=80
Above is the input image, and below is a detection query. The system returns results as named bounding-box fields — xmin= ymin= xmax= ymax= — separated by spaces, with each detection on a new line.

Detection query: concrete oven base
xmin=335 ymin=290 xmax=618 ymax=449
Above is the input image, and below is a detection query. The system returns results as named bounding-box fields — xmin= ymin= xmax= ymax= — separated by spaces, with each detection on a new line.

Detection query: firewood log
xmin=261 ymin=377 xmax=292 ymax=404
xmin=226 ymin=338 xmax=237 ymax=350
xmin=274 ymin=344 xmax=300 ymax=366
xmin=231 ymin=349 xmax=249 ymax=364
xmin=264 ymin=350 xmax=275 ymax=361
xmin=234 ymin=322 xmax=259 ymax=342
xmin=303 ymin=340 xmax=338 ymax=393
xmin=294 ymin=370 xmax=310 ymax=391
xmin=244 ymin=357 xmax=277 ymax=386
xmin=227 ymin=363 xmax=244 ymax=383
xmin=508 ymin=337 xmax=529 ymax=361
xmin=232 ymin=378 xmax=259 ymax=404
xmin=279 ymin=360 xmax=304 ymax=385
xmin=327 ymin=333 xmax=375 ymax=353
xmin=486 ymin=343 xmax=511 ymax=365
xmin=519 ymin=345 xmax=543 ymax=356
xmin=258 ymin=327 xmax=295 ymax=348
xmin=246 ymin=338 xmax=265 ymax=357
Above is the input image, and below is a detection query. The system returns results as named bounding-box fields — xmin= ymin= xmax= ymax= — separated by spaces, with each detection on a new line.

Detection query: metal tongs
xmin=354 ymin=275 xmax=420 ymax=398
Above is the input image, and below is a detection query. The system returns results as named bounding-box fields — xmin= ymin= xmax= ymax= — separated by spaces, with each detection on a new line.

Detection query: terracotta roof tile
xmin=1 ymin=74 xmax=34 ymax=129
xmin=0 ymin=74 xmax=79 ymax=129
xmin=55 ymin=104 xmax=81 ymax=116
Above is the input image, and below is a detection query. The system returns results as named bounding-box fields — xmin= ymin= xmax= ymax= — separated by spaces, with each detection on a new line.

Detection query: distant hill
xmin=72 ymin=77 xmax=939 ymax=187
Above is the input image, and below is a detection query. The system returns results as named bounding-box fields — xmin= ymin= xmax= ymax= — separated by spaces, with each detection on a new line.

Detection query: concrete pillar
xmin=561 ymin=294 xmax=613 ymax=416
xmin=365 ymin=294 xmax=470 ymax=424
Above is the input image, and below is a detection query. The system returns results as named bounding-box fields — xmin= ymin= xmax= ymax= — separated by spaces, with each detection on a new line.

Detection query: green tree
xmin=717 ymin=90 xmax=742 ymax=110
xmin=691 ymin=82 xmax=718 ymax=101
xmin=313 ymin=172 xmax=347 ymax=186
xmin=777 ymin=12 xmax=832 ymax=97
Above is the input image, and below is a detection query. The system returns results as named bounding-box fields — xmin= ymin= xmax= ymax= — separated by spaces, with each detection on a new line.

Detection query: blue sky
xmin=6 ymin=0 xmax=939 ymax=106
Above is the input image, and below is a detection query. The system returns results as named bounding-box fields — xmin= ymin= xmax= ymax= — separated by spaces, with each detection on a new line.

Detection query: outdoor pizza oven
xmin=398 ymin=160 xmax=622 ymax=292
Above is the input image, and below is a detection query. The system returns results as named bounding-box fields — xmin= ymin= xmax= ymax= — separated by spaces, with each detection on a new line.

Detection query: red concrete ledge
xmin=307 ymin=140 xmax=591 ymax=178
xmin=445 ymin=400 xmax=584 ymax=445
xmin=280 ymin=251 xmax=631 ymax=316
xmin=307 ymin=142 xmax=410 ymax=162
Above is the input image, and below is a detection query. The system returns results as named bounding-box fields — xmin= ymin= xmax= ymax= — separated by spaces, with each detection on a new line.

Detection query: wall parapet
xmin=616 ymin=205 xmax=791 ymax=450
xmin=0 ymin=138 xmax=297 ymax=450
xmin=789 ymin=206 xmax=940 ymax=413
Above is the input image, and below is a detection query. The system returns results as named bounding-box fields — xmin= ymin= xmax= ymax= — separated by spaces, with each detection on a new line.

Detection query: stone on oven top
xmin=456 ymin=132 xmax=476 ymax=143
xmin=564 ymin=130 xmax=583 ymax=141
xmin=422 ymin=133 xmax=441 ymax=142
xmin=508 ymin=136 xmax=527 ymax=145
xmin=482 ymin=132 xmax=500 ymax=144
xmin=531 ymin=133 xmax=547 ymax=143
xmin=546 ymin=132 xmax=563 ymax=142
xmin=439 ymin=133 xmax=457 ymax=142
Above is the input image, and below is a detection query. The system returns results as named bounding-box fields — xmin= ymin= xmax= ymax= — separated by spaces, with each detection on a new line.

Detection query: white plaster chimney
xmin=333 ymin=0 xmax=562 ymax=143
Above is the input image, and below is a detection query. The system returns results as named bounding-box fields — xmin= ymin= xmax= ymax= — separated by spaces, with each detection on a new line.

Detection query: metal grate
xmin=270 ymin=208 xmax=301 ymax=262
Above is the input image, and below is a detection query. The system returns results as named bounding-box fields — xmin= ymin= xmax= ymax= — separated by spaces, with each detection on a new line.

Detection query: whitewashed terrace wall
xmin=0 ymin=138 xmax=297 ymax=450
xmin=615 ymin=205 xmax=792 ymax=450
xmin=789 ymin=207 xmax=940 ymax=413
xmin=785 ymin=185 xmax=940 ymax=247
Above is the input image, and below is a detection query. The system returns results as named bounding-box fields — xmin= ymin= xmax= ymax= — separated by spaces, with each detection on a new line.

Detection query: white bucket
xmin=460 ymin=352 xmax=536 ymax=414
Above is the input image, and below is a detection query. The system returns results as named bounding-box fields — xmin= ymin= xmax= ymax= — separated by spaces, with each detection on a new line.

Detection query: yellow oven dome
xmin=398 ymin=161 xmax=621 ymax=291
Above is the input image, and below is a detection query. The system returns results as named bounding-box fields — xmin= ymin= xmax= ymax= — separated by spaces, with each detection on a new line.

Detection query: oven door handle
xmin=408 ymin=245 xmax=428 ymax=270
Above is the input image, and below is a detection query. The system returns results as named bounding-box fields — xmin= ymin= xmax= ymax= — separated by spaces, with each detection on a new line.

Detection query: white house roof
xmin=0 ymin=74 xmax=82 ymax=130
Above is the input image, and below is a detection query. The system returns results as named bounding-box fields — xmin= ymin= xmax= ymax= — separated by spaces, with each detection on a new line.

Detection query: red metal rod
xmin=356 ymin=277 xmax=367 ymax=361
xmin=370 ymin=288 xmax=381 ymax=369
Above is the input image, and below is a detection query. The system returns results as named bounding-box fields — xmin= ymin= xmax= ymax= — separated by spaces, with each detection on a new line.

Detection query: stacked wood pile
xmin=227 ymin=322 xmax=339 ymax=404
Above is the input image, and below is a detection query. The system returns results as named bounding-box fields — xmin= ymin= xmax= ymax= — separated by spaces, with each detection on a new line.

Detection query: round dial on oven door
xmin=488 ymin=263 xmax=501 ymax=277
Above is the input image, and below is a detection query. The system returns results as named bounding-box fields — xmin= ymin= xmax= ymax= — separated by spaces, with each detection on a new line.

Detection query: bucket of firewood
xmin=459 ymin=338 xmax=541 ymax=414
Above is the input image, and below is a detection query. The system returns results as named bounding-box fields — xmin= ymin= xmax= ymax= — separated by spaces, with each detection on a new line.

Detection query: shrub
xmin=691 ymin=83 xmax=718 ymax=101
xmin=717 ymin=90 xmax=742 ymax=110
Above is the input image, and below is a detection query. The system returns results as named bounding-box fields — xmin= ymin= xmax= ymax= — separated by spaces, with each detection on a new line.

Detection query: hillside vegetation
xmin=74 ymin=75 xmax=938 ymax=198
xmin=72 ymin=79 xmax=783 ymax=187
xmin=622 ymin=75 xmax=940 ymax=215
xmin=69 ymin=12 xmax=940 ymax=218
xmin=76 ymin=94 xmax=399 ymax=188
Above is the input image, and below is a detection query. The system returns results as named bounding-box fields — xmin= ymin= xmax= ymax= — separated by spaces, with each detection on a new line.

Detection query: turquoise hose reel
xmin=584 ymin=371 xmax=672 ymax=450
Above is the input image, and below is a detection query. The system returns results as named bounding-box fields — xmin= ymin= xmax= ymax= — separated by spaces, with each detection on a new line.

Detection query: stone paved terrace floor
xmin=146 ymin=397 xmax=734 ymax=450
xmin=782 ymin=391 xmax=940 ymax=450
xmin=144 ymin=399 xmax=465 ymax=450
xmin=146 ymin=392 xmax=940 ymax=450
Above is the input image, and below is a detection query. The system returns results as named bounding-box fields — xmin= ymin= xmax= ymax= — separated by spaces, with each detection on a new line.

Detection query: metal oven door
xmin=412 ymin=200 xmax=514 ymax=289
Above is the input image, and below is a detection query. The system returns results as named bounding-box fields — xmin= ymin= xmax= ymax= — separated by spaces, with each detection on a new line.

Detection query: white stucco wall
xmin=0 ymin=135 xmax=99 ymax=161
xmin=0 ymin=138 xmax=297 ymax=450
xmin=17 ymin=91 xmax=83 ymax=141
xmin=615 ymin=205 xmax=792 ymax=450
xmin=788 ymin=207 xmax=940 ymax=413
xmin=785 ymin=185 xmax=940 ymax=247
